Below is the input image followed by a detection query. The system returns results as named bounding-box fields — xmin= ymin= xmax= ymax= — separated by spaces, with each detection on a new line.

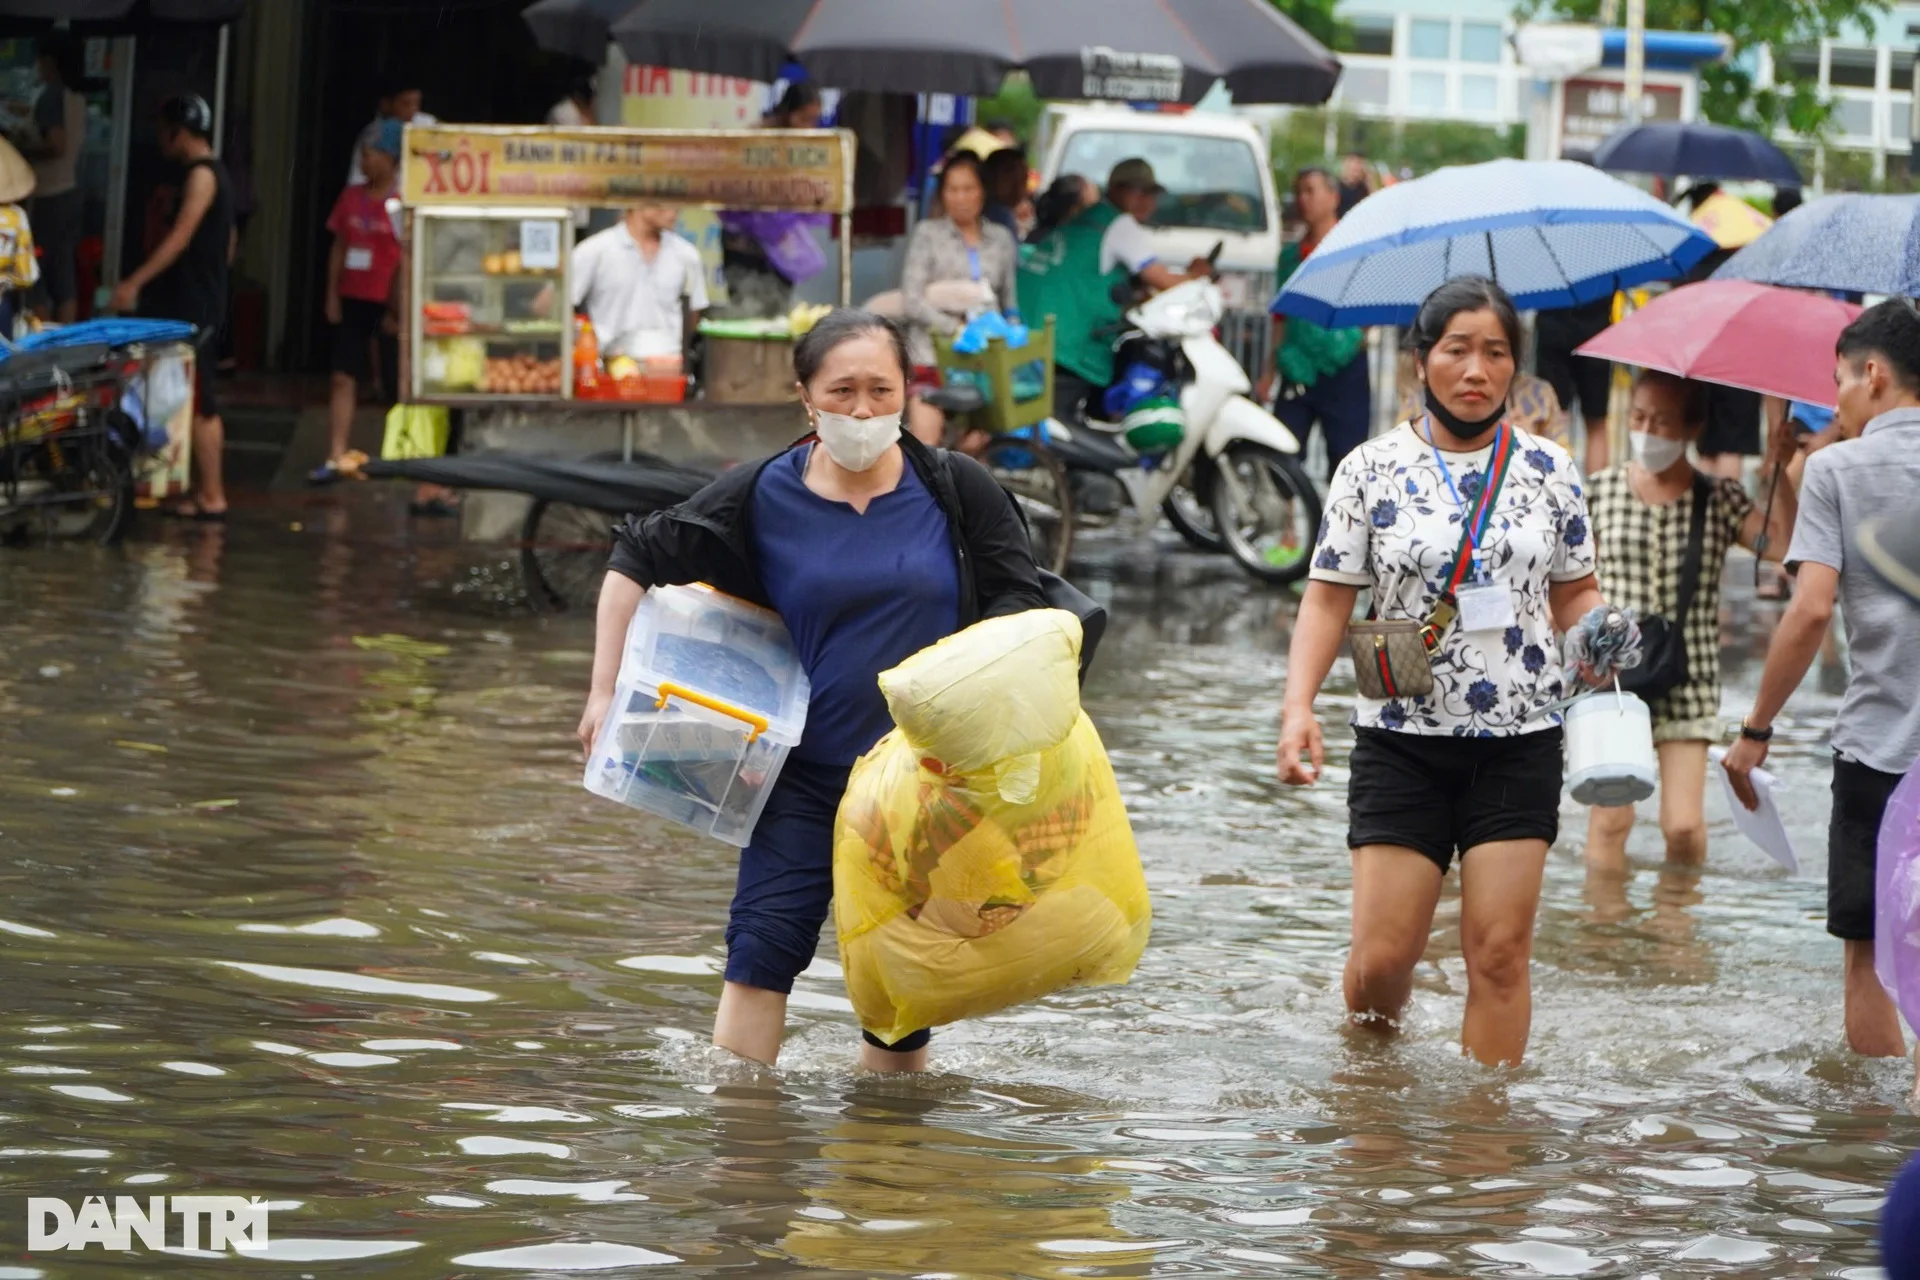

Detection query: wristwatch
xmin=1739 ymin=719 xmax=1774 ymax=743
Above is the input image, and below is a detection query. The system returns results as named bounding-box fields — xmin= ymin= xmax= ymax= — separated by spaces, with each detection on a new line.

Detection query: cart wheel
xmin=980 ymin=434 xmax=1075 ymax=574
xmin=521 ymin=499 xmax=615 ymax=611
xmin=9 ymin=433 xmax=135 ymax=545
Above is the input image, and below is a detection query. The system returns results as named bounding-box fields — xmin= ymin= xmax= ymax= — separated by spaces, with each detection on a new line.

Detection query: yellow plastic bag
xmin=833 ymin=610 xmax=1150 ymax=1044
xmin=380 ymin=404 xmax=451 ymax=461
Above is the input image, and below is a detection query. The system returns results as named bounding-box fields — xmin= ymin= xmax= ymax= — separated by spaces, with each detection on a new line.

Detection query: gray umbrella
xmin=526 ymin=0 xmax=1338 ymax=104
xmin=1713 ymin=193 xmax=1920 ymax=296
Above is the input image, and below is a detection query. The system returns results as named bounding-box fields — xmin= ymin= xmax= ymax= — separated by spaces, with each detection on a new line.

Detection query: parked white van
xmin=1031 ymin=103 xmax=1280 ymax=377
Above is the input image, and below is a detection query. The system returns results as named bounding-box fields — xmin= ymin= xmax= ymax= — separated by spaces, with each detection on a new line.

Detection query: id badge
xmin=1455 ymin=568 xmax=1515 ymax=633
xmin=344 ymin=246 xmax=374 ymax=272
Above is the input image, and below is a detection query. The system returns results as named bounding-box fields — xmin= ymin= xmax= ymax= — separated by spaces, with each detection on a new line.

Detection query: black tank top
xmin=149 ymin=154 xmax=233 ymax=330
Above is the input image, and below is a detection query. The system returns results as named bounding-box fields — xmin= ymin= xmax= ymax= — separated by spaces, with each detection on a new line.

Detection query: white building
xmin=1327 ymin=0 xmax=1533 ymax=129
xmin=1321 ymin=0 xmax=1920 ymax=188
xmin=1746 ymin=3 xmax=1920 ymax=185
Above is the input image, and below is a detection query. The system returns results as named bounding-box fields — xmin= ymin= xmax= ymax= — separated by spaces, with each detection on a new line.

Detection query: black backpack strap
xmin=1672 ymin=472 xmax=1713 ymax=628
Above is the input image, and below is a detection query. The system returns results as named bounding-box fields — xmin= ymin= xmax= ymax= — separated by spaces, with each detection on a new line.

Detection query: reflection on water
xmin=0 ymin=507 xmax=1910 ymax=1277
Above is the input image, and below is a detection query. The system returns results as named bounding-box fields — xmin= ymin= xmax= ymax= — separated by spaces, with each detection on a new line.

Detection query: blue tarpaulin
xmin=0 ymin=319 xmax=197 ymax=362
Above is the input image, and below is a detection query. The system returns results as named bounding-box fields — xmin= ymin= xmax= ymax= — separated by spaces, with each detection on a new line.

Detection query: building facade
xmin=1325 ymin=0 xmax=1920 ymax=189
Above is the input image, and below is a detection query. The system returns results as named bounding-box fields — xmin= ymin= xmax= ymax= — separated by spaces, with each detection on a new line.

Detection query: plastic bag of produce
xmin=381 ymin=404 xmax=451 ymax=461
xmin=833 ymin=610 xmax=1150 ymax=1044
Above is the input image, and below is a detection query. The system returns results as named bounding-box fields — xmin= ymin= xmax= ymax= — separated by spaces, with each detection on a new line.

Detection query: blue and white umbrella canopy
xmin=1712 ymin=193 xmax=1920 ymax=297
xmin=1271 ymin=158 xmax=1717 ymax=327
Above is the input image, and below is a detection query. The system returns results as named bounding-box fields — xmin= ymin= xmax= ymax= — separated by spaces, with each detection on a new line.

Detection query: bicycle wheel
xmin=1161 ymin=456 xmax=1225 ymax=552
xmin=1208 ymin=442 xmax=1322 ymax=586
xmin=521 ymin=499 xmax=616 ymax=611
xmin=980 ymin=434 xmax=1075 ymax=574
xmin=6 ymin=431 xmax=134 ymax=545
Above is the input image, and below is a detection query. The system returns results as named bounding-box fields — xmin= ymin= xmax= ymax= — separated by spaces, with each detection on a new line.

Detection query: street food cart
xmin=399 ymin=123 xmax=855 ymax=455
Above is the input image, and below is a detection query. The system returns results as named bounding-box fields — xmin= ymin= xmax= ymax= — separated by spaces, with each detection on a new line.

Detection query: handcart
xmin=0 ymin=319 xmax=199 ymax=546
xmin=345 ymin=449 xmax=712 ymax=611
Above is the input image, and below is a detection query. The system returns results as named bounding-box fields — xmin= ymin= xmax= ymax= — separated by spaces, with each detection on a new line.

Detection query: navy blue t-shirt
xmin=752 ymin=447 xmax=962 ymax=765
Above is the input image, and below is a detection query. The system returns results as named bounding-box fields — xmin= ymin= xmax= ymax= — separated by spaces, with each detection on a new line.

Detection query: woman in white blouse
xmin=1276 ymin=275 xmax=1624 ymax=1067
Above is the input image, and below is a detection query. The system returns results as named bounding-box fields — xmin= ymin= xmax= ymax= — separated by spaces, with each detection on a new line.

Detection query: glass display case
xmin=410 ymin=208 xmax=573 ymax=401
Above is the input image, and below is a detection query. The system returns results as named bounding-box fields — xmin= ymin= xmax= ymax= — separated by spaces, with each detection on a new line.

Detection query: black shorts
xmin=1536 ymin=346 xmax=1611 ymax=428
xmin=1697 ymin=383 xmax=1762 ymax=457
xmin=1348 ymin=726 xmax=1564 ymax=873
xmin=1828 ymin=752 xmax=1905 ymax=941
xmin=330 ymin=296 xmax=399 ymax=392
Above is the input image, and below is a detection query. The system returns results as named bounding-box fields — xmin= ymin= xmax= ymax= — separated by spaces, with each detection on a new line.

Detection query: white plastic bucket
xmin=1564 ymin=688 xmax=1658 ymax=807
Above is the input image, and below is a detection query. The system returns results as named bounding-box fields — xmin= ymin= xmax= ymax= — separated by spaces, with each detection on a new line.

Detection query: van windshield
xmin=1057 ymin=130 xmax=1268 ymax=234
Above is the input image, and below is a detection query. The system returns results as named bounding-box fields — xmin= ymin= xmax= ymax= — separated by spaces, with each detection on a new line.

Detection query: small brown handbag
xmin=1348 ymin=617 xmax=1439 ymax=700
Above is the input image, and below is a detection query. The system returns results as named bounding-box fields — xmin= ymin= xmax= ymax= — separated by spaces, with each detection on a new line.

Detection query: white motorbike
xmin=1038 ymin=277 xmax=1322 ymax=584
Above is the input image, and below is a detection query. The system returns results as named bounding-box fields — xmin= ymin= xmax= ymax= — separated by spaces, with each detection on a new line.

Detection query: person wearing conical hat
xmin=0 ymin=132 xmax=40 ymax=336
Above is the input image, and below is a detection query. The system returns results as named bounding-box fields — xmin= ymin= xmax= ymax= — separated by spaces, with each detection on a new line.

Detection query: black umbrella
xmin=357 ymin=451 xmax=712 ymax=513
xmin=521 ymin=0 xmax=636 ymax=64
xmin=1593 ymin=121 xmax=1801 ymax=186
xmin=529 ymin=0 xmax=1338 ymax=105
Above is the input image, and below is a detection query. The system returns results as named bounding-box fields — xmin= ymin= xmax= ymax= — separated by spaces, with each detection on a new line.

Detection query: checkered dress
xmin=1587 ymin=467 xmax=1753 ymax=738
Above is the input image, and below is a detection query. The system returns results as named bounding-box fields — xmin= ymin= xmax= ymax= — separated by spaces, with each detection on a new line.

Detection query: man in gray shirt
xmin=1727 ymin=299 xmax=1920 ymax=1086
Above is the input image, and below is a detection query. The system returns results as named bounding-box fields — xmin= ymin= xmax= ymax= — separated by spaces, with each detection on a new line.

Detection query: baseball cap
xmin=371 ymin=116 xmax=404 ymax=159
xmin=1108 ymin=157 xmax=1166 ymax=194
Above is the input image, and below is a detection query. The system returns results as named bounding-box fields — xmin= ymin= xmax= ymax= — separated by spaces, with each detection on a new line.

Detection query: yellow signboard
xmin=402 ymin=125 xmax=854 ymax=214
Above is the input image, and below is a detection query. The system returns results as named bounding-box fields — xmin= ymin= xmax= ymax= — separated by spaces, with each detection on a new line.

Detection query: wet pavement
xmin=0 ymin=495 xmax=1909 ymax=1277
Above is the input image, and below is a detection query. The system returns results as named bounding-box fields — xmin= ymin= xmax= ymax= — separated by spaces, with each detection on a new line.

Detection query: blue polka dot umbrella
xmin=1270 ymin=158 xmax=1716 ymax=327
xmin=1711 ymin=193 xmax=1920 ymax=296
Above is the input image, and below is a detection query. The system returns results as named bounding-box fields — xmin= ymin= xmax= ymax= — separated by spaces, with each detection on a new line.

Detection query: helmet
xmin=159 ymin=93 xmax=213 ymax=139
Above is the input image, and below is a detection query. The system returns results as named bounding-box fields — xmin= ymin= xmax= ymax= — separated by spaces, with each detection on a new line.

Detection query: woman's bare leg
xmin=1457 ymin=838 xmax=1550 ymax=1066
xmin=714 ymin=981 xmax=787 ymax=1066
xmin=1344 ymin=845 xmax=1444 ymax=1034
xmin=1655 ymin=740 xmax=1709 ymax=865
xmin=1584 ymin=800 xmax=1635 ymax=875
xmin=858 ymin=1040 xmax=929 ymax=1073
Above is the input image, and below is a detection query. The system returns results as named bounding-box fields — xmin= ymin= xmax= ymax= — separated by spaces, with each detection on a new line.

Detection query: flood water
xmin=0 ymin=499 xmax=1911 ymax=1278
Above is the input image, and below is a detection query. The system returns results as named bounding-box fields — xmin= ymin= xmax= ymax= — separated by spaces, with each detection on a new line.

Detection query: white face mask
xmin=811 ymin=407 xmax=901 ymax=472
xmin=1630 ymin=431 xmax=1688 ymax=474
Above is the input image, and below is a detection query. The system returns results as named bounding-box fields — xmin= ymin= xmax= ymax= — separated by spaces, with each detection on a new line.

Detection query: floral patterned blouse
xmin=1309 ymin=420 xmax=1598 ymax=736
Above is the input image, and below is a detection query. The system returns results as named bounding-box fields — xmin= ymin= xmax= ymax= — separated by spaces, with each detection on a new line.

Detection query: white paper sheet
xmin=1710 ymin=747 xmax=1799 ymax=874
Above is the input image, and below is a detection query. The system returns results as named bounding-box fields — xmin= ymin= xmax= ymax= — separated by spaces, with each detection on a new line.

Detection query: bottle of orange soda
xmin=573 ymin=313 xmax=600 ymax=394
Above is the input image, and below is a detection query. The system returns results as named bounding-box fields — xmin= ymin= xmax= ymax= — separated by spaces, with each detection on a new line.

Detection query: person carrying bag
xmin=1583 ymin=370 xmax=1798 ymax=873
xmin=1616 ymin=472 xmax=1710 ymax=702
xmin=1277 ymin=276 xmax=1631 ymax=1068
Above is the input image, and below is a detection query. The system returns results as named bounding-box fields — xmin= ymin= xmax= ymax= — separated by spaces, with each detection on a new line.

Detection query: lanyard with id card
xmin=1428 ymin=418 xmax=1517 ymax=642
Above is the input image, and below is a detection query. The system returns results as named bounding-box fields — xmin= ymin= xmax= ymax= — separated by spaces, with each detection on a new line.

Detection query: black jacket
xmin=607 ymin=431 xmax=1049 ymax=625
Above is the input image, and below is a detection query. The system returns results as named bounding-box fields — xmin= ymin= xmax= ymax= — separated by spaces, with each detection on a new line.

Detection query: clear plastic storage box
xmin=584 ymin=584 xmax=810 ymax=846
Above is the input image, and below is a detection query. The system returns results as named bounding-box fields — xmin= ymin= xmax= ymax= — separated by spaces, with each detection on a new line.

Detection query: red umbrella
xmin=1574 ymin=280 xmax=1860 ymax=408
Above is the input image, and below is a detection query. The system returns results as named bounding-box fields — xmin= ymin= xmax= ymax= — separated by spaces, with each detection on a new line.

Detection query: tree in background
xmin=1514 ymin=0 xmax=1891 ymax=135
xmin=1272 ymin=108 xmax=1524 ymax=184
xmin=1267 ymin=0 xmax=1347 ymax=50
